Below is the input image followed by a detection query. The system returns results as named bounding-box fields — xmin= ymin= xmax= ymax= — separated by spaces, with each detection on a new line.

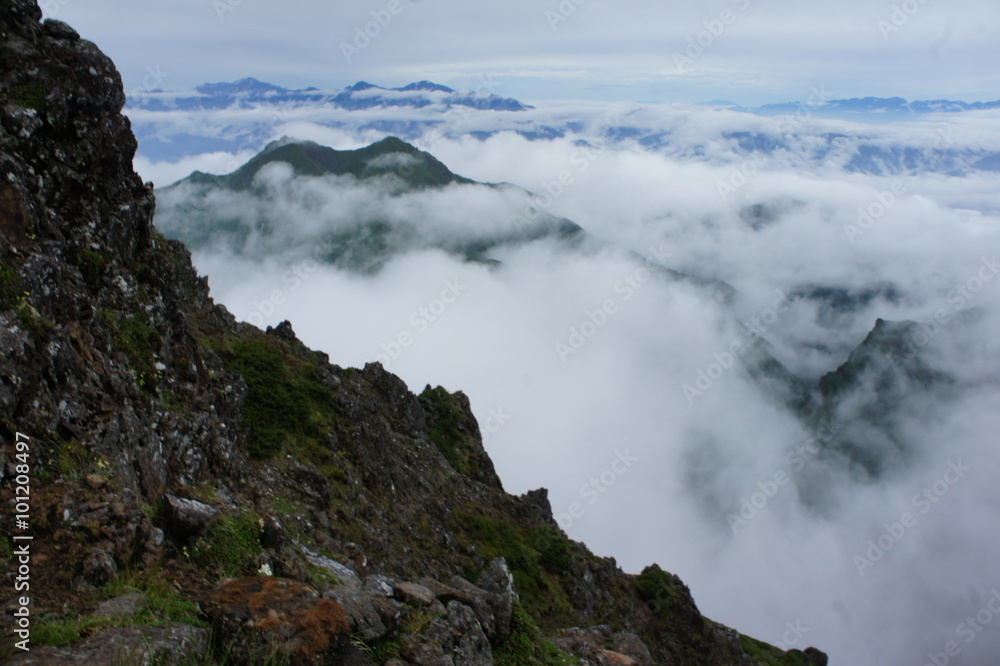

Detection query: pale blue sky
xmin=46 ymin=0 xmax=999 ymax=105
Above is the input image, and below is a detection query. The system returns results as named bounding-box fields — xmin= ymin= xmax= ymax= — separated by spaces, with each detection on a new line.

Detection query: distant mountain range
xmin=126 ymin=77 xmax=533 ymax=113
xmin=128 ymin=76 xmax=998 ymax=120
xmin=125 ymin=79 xmax=1000 ymax=180
xmin=749 ymin=96 xmax=1000 ymax=119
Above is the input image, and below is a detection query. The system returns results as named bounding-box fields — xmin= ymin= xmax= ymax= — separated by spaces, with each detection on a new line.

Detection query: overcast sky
xmin=46 ymin=0 xmax=998 ymax=105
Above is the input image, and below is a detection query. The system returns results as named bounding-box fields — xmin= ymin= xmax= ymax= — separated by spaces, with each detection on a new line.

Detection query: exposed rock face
xmin=0 ymin=1 xmax=828 ymax=664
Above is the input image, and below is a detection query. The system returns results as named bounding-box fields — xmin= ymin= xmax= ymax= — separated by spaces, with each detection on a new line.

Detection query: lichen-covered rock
xmin=3 ymin=623 xmax=208 ymax=665
xmin=612 ymin=630 xmax=654 ymax=666
xmin=91 ymin=593 xmax=149 ymax=620
xmin=476 ymin=557 xmax=516 ymax=644
xmin=163 ymin=493 xmax=219 ymax=538
xmin=447 ymin=601 xmax=494 ymax=666
xmin=400 ymin=616 xmax=455 ymax=666
xmin=201 ymin=577 xmax=351 ymax=665
xmin=324 ymin=583 xmax=387 ymax=641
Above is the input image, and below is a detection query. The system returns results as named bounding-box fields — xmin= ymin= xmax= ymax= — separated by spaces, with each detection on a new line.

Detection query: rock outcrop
xmin=0 ymin=1 xmax=827 ymax=664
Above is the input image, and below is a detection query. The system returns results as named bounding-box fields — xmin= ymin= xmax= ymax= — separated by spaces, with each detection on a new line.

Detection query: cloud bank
xmin=157 ymin=128 xmax=1000 ymax=664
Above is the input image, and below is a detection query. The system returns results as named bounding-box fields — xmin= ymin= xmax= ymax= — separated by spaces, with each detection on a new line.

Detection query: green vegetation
xmin=401 ymin=607 xmax=440 ymax=636
xmin=208 ymin=337 xmax=337 ymax=459
xmin=455 ymin=507 xmax=574 ymax=630
xmin=73 ymin=247 xmax=110 ymax=291
xmin=206 ymin=137 xmax=466 ymax=191
xmin=534 ymin=527 xmax=572 ymax=576
xmin=740 ymin=635 xmax=816 ymax=665
xmin=31 ymin=567 xmax=204 ymax=650
xmin=100 ymin=311 xmax=159 ymax=392
xmin=635 ymin=564 xmax=686 ymax=617
xmin=190 ymin=513 xmax=262 ymax=578
xmin=0 ymin=263 xmax=23 ymax=308
xmin=421 ymin=385 xmax=477 ymax=476
xmin=8 ymin=82 xmax=48 ymax=111
xmin=303 ymin=561 xmax=341 ymax=589
xmin=15 ymin=301 xmax=53 ymax=341
xmin=494 ymin=601 xmax=578 ymax=666
xmin=0 ymin=262 xmax=54 ymax=341
xmin=53 ymin=437 xmax=99 ymax=479
xmin=159 ymin=389 xmax=184 ymax=414
xmin=353 ymin=635 xmax=401 ymax=664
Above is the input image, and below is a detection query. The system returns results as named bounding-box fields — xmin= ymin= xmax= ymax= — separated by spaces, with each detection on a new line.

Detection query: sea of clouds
xmin=143 ymin=104 xmax=1000 ymax=665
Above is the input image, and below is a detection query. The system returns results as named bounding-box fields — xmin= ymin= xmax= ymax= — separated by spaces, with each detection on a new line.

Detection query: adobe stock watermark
xmin=672 ymin=0 xmax=752 ymax=74
xmin=717 ymin=154 xmax=768 ymax=202
xmin=886 ymin=255 xmax=999 ymax=370
xmin=128 ymin=65 xmax=170 ymax=99
xmin=545 ymin=0 xmax=592 ymax=32
xmin=40 ymin=0 xmax=72 ymax=18
xmin=934 ymin=124 xmax=959 ymax=149
xmin=213 ymin=0 xmax=250 ymax=22
xmin=726 ymin=421 xmax=842 ymax=533
xmin=878 ymin=0 xmax=933 ymax=41
xmin=340 ymin=0 xmax=410 ymax=63
xmin=682 ymin=290 xmax=792 ymax=405
xmin=774 ymin=620 xmax=811 ymax=651
xmin=244 ymin=255 xmax=323 ymax=329
xmin=480 ymin=406 xmax=511 ymax=445
xmin=552 ymin=449 xmax=640 ymax=532
xmin=853 ymin=459 xmax=970 ymax=576
xmin=510 ymin=114 xmax=625 ymax=235
xmin=555 ymin=265 xmax=651 ymax=362
xmin=843 ymin=180 xmax=906 ymax=244
xmin=375 ymin=278 xmax=468 ymax=368
xmin=923 ymin=589 xmax=1000 ymax=666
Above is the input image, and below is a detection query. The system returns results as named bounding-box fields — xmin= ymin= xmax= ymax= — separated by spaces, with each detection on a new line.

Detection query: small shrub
xmin=190 ymin=513 xmax=262 ymax=578
xmin=0 ymin=263 xmax=24 ymax=308
xmin=74 ymin=248 xmax=110 ymax=291
xmin=100 ymin=311 xmax=159 ymax=392
xmin=420 ymin=385 xmax=475 ymax=475
xmin=494 ymin=601 xmax=578 ymax=666
xmin=9 ymin=82 xmax=48 ymax=110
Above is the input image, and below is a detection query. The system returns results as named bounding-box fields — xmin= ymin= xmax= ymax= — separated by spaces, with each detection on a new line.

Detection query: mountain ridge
xmin=127 ymin=77 xmax=533 ymax=113
xmin=0 ymin=2 xmax=826 ymax=664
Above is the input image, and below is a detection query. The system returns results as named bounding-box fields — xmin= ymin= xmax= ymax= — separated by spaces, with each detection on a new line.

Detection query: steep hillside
xmin=0 ymin=2 xmax=826 ymax=664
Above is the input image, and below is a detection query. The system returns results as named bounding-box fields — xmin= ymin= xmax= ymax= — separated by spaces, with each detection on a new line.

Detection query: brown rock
xmin=84 ymin=474 xmax=108 ymax=489
xmin=393 ymin=581 xmax=436 ymax=607
xmin=202 ymin=577 xmax=351 ymax=665
xmin=594 ymin=649 xmax=638 ymax=665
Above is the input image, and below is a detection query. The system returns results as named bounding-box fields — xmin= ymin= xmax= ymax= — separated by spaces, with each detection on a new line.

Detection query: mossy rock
xmin=190 ymin=513 xmax=263 ymax=578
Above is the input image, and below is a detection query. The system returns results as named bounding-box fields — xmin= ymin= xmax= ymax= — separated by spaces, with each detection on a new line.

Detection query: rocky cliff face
xmin=0 ymin=2 xmax=827 ymax=664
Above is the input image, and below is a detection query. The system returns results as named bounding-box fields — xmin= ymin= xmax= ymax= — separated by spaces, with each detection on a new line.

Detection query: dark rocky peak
xmin=173 ymin=135 xmax=465 ymax=192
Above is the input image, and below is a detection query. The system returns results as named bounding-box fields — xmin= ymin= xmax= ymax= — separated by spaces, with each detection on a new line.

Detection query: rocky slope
xmin=0 ymin=2 xmax=827 ymax=664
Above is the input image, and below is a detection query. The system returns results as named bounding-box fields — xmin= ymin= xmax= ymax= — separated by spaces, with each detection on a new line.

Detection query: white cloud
xmin=154 ymin=122 xmax=1000 ymax=664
